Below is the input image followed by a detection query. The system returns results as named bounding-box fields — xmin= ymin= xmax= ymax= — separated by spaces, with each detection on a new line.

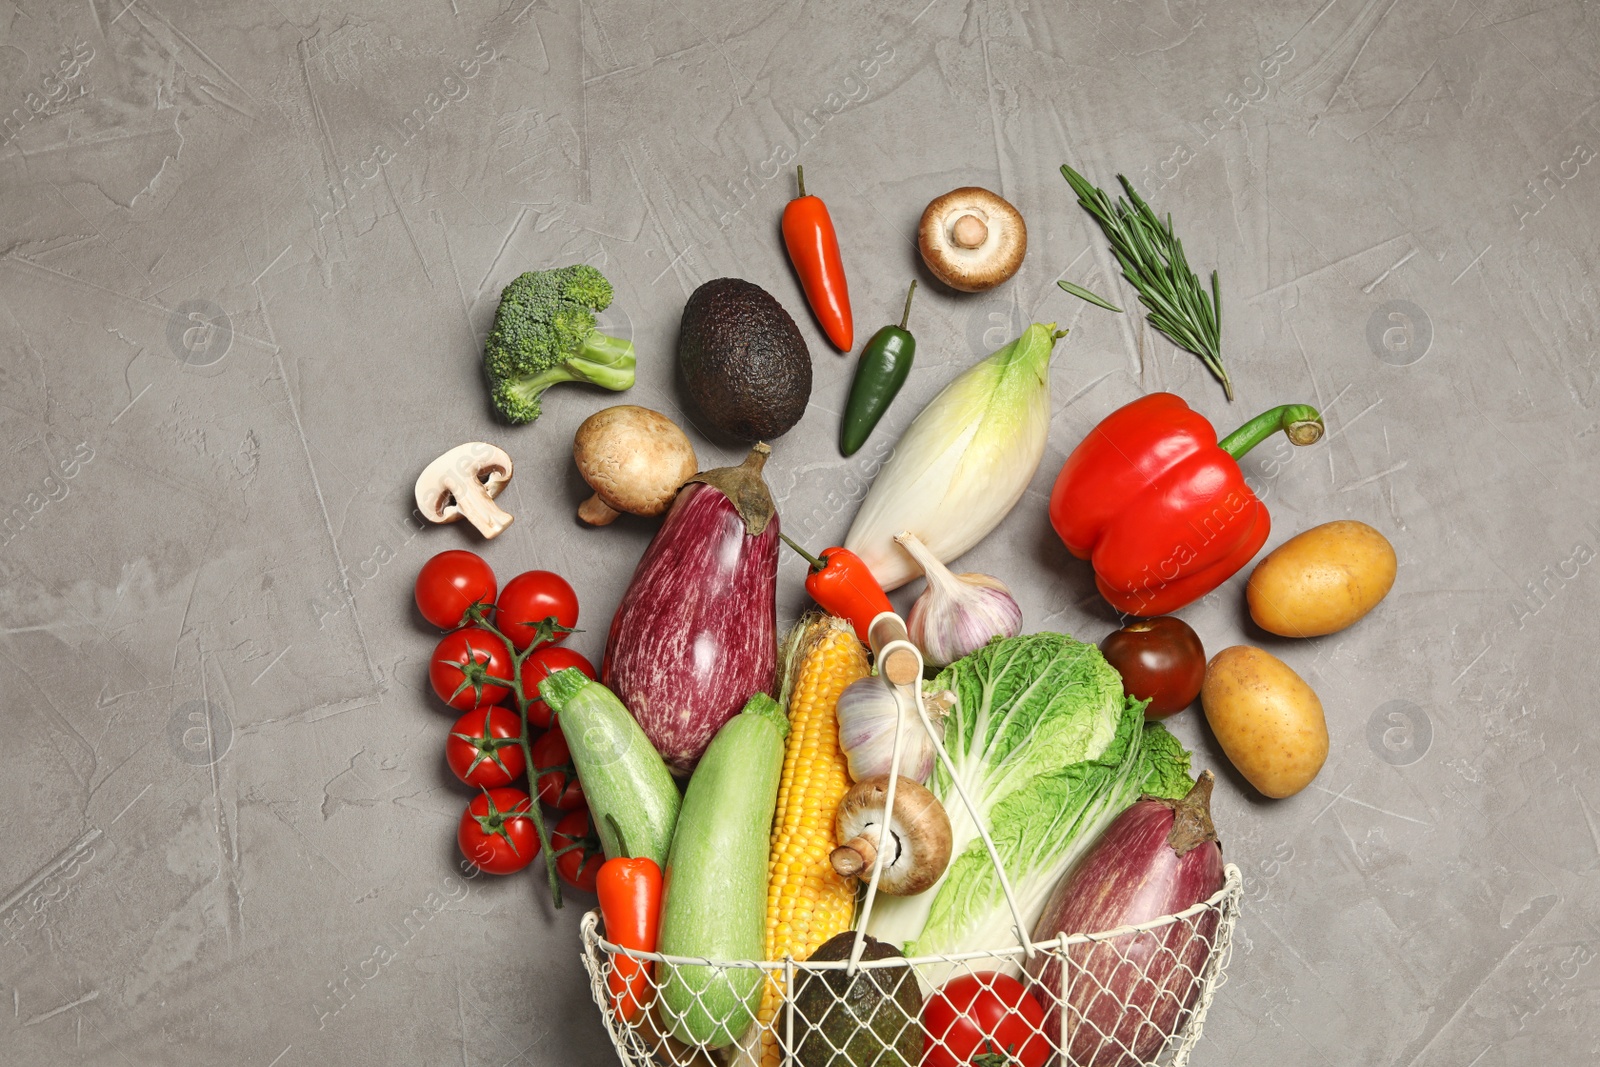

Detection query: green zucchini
xmin=537 ymin=668 xmax=680 ymax=868
xmin=656 ymin=693 xmax=789 ymax=1048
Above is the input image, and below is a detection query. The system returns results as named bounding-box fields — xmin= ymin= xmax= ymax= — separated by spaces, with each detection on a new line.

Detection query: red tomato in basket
xmin=922 ymin=972 xmax=1050 ymax=1067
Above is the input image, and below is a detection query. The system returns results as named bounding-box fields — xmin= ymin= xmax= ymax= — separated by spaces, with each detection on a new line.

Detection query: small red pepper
xmin=781 ymin=166 xmax=853 ymax=351
xmin=1050 ymin=393 xmax=1324 ymax=617
xmin=779 ymin=534 xmax=892 ymax=643
xmin=596 ymin=848 xmax=662 ymax=1024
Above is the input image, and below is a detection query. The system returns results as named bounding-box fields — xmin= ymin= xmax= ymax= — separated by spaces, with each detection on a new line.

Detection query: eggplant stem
xmin=1166 ymin=770 xmax=1220 ymax=856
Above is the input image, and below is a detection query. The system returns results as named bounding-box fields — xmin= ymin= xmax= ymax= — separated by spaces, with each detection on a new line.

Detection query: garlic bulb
xmin=895 ymin=531 xmax=1023 ymax=667
xmin=835 ymin=674 xmax=943 ymax=783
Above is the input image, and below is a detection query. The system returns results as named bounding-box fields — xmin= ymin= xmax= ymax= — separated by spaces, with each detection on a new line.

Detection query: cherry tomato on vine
xmin=457 ymin=788 xmax=539 ymax=875
xmin=415 ymin=550 xmax=496 ymax=630
xmin=550 ymin=808 xmax=605 ymax=892
xmin=495 ymin=570 xmax=580 ymax=651
xmin=922 ymin=972 xmax=1050 ymax=1067
xmin=430 ymin=628 xmax=513 ymax=711
xmin=1099 ymin=616 xmax=1206 ymax=719
xmin=520 ymin=646 xmax=597 ymax=729
xmin=530 ymin=727 xmax=584 ymax=810
xmin=445 ymin=706 xmax=527 ymax=789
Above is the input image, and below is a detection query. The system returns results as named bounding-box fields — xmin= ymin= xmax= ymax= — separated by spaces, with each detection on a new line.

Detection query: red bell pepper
xmin=1050 ymin=393 xmax=1323 ymax=616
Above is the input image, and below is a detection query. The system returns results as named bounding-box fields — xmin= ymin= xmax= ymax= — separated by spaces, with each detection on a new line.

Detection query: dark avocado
xmin=786 ymin=931 xmax=922 ymax=1067
xmin=678 ymin=278 xmax=812 ymax=442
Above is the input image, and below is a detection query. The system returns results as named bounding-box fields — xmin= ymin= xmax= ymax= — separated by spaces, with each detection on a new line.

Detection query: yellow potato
xmin=1201 ymin=646 xmax=1327 ymax=798
xmin=1247 ymin=520 xmax=1396 ymax=637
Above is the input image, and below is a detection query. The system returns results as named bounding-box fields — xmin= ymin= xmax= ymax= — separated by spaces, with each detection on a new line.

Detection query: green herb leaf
xmin=1056 ymin=279 xmax=1123 ymax=313
xmin=1061 ymin=164 xmax=1235 ymax=400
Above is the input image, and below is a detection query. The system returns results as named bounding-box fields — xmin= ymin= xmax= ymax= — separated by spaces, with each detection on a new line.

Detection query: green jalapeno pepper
xmin=839 ymin=281 xmax=917 ymax=457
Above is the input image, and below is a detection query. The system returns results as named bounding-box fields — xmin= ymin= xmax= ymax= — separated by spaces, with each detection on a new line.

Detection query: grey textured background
xmin=2 ymin=0 xmax=1598 ymax=1064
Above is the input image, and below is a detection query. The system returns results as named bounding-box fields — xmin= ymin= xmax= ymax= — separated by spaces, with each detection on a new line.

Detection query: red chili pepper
xmin=1049 ymin=393 xmax=1324 ymax=617
xmin=596 ymin=850 xmax=662 ymax=1024
xmin=779 ymin=534 xmax=892 ymax=643
xmin=781 ymin=166 xmax=853 ymax=351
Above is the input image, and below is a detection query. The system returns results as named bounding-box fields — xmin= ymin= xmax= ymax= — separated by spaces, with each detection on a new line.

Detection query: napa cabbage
xmin=861 ymin=632 xmax=1193 ymax=964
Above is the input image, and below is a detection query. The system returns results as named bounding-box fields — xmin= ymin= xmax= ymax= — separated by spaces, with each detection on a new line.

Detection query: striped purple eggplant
xmin=602 ymin=444 xmax=779 ymax=776
xmin=1026 ymin=772 xmax=1225 ymax=1067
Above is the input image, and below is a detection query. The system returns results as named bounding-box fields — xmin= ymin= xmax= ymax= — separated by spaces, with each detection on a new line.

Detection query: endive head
xmin=844 ymin=324 xmax=1064 ymax=591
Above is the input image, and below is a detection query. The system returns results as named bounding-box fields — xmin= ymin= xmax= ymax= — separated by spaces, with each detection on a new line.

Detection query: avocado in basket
xmin=784 ymin=931 xmax=923 ymax=1067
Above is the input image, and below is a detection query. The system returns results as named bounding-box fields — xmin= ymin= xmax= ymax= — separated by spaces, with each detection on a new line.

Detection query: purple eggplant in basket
xmin=1026 ymin=772 xmax=1225 ymax=1067
xmin=602 ymin=444 xmax=779 ymax=776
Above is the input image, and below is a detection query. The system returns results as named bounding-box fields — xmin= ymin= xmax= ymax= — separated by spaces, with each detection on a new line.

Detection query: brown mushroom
xmin=830 ymin=775 xmax=953 ymax=895
xmin=414 ymin=442 xmax=515 ymax=539
xmin=572 ymin=405 xmax=698 ymax=526
xmin=917 ymin=187 xmax=1027 ymax=292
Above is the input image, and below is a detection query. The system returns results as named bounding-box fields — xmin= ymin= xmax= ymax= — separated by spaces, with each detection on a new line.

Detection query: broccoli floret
xmin=483 ymin=265 xmax=636 ymax=424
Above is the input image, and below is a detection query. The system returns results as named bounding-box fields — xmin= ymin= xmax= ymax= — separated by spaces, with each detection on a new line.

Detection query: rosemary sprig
xmin=1060 ymin=164 xmax=1232 ymax=400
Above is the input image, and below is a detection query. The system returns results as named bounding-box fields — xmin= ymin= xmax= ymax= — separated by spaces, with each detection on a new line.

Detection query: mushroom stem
xmin=577 ymin=493 xmax=622 ymax=526
xmin=830 ymin=835 xmax=878 ymax=878
xmin=451 ymin=487 xmax=515 ymax=538
xmin=951 ymin=213 xmax=988 ymax=249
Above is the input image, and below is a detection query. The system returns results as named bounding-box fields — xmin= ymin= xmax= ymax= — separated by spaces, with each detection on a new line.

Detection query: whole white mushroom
xmin=917 ymin=187 xmax=1027 ymax=292
xmin=830 ymin=775 xmax=953 ymax=896
xmin=572 ymin=405 xmax=698 ymax=526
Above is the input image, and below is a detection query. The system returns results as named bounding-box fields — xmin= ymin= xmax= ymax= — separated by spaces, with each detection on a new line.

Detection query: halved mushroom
xmin=830 ymin=775 xmax=953 ymax=895
xmin=917 ymin=187 xmax=1027 ymax=292
xmin=415 ymin=442 xmax=515 ymax=539
xmin=572 ymin=405 xmax=699 ymax=526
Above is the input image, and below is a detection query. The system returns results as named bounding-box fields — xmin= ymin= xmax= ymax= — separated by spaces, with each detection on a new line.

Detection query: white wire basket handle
xmin=578 ymin=612 xmax=1245 ymax=1067
xmin=849 ymin=612 xmax=1040 ymax=976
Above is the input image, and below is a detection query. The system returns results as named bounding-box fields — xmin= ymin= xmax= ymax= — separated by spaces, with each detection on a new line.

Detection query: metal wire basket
xmin=578 ymin=614 xmax=1244 ymax=1067
xmin=581 ymin=865 xmax=1240 ymax=1067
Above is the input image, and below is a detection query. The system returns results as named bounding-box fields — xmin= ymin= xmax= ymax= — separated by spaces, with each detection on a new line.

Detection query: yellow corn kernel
xmin=757 ymin=615 xmax=869 ymax=1066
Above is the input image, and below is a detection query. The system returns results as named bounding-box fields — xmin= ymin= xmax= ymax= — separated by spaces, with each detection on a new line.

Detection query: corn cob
xmin=757 ymin=614 xmax=869 ymax=1066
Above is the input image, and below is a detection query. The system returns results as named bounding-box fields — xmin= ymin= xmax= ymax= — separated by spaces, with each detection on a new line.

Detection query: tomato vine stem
xmin=468 ymin=603 xmax=564 ymax=908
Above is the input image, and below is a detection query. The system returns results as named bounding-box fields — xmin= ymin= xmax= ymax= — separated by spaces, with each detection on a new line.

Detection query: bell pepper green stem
xmin=897 ymin=280 xmax=917 ymax=331
xmin=778 ymin=532 xmax=826 ymax=574
xmin=795 ymin=165 xmax=806 ymax=199
xmin=1217 ymin=403 xmax=1324 ymax=459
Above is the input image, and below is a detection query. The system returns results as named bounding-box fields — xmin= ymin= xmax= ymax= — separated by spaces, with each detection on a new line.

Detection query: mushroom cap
xmin=917 ymin=187 xmax=1027 ymax=293
xmin=572 ymin=405 xmax=698 ymax=518
xmin=415 ymin=442 xmax=514 ymax=523
xmin=833 ymin=775 xmax=953 ymax=895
